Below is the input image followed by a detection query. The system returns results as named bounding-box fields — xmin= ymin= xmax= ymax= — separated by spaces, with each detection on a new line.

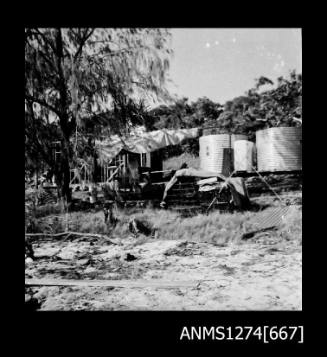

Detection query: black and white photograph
xmin=25 ymin=28 xmax=302 ymax=312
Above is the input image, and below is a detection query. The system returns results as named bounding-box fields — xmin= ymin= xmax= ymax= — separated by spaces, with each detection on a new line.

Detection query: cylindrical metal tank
xmin=199 ymin=134 xmax=247 ymax=174
xmin=256 ymin=127 xmax=302 ymax=172
xmin=234 ymin=140 xmax=255 ymax=172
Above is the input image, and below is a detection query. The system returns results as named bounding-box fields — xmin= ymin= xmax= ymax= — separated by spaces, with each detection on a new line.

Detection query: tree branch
xmin=36 ymin=48 xmax=57 ymax=74
xmin=74 ymin=28 xmax=95 ymax=61
xmin=55 ymin=28 xmax=71 ymax=139
xmin=30 ymin=28 xmax=57 ymax=53
xmin=25 ymin=95 xmax=61 ymax=117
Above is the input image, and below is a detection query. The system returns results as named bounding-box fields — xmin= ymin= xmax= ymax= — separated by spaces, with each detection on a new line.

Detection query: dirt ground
xmin=25 ymin=230 xmax=302 ymax=311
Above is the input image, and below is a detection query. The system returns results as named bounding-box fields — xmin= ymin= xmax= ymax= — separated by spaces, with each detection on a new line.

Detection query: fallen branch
xmin=25 ymin=278 xmax=203 ymax=289
xmin=241 ymin=226 xmax=277 ymax=240
xmin=25 ymin=231 xmax=118 ymax=244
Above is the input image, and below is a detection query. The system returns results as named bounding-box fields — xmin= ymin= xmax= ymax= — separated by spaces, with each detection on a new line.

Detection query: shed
xmin=95 ymin=128 xmax=199 ymax=185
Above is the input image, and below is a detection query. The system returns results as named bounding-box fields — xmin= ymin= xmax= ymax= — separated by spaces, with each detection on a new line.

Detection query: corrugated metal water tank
xmin=256 ymin=127 xmax=302 ymax=172
xmin=234 ymin=140 xmax=255 ymax=172
xmin=199 ymin=134 xmax=247 ymax=174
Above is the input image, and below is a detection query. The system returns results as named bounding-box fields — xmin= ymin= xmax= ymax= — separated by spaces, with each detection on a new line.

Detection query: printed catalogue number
xmin=180 ymin=326 xmax=303 ymax=343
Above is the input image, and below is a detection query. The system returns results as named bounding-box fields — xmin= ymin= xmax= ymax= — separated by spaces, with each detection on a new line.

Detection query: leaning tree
xmin=25 ymin=28 xmax=173 ymax=201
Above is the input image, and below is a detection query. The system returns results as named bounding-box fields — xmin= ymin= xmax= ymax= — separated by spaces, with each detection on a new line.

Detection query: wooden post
xmin=228 ymin=134 xmax=233 ymax=175
xmin=25 ymin=278 xmax=202 ymax=289
xmin=36 ymin=168 xmax=38 ymax=189
xmin=124 ymin=153 xmax=127 ymax=191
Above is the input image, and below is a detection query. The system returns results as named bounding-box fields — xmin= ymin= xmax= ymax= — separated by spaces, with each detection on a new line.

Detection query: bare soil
xmin=26 ymin=230 xmax=302 ymax=310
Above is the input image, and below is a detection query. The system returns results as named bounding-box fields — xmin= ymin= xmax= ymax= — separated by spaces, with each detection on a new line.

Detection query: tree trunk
xmin=35 ymin=168 xmax=39 ymax=189
xmin=92 ymin=152 xmax=98 ymax=183
xmin=61 ymin=154 xmax=72 ymax=202
xmin=52 ymin=128 xmax=72 ymax=203
xmin=53 ymin=148 xmax=72 ymax=203
xmin=55 ymin=29 xmax=73 ymax=203
xmin=60 ymin=135 xmax=72 ymax=202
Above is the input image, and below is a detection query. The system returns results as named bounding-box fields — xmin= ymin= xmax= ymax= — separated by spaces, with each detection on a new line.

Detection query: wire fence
xmin=250 ymin=205 xmax=292 ymax=230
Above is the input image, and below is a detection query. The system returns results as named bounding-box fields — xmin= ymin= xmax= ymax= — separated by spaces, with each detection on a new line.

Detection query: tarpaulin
xmin=161 ymin=168 xmax=250 ymax=209
xmin=95 ymin=128 xmax=199 ymax=163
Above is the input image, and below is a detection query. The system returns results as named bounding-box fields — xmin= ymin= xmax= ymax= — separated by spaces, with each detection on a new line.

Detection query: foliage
xmin=147 ymin=96 xmax=223 ymax=157
xmin=163 ymin=153 xmax=200 ymax=171
xmin=25 ymin=28 xmax=173 ymax=200
xmin=147 ymin=70 xmax=302 ymax=155
xmin=25 ymin=103 xmax=61 ymax=175
xmin=218 ymin=71 xmax=302 ymax=140
xmin=149 ymin=96 xmax=223 ymax=131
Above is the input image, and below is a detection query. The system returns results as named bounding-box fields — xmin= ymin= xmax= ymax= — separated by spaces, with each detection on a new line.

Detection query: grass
xmin=26 ymin=151 xmax=302 ymax=246
xmin=27 ymin=202 xmax=302 ymax=246
xmin=30 ymin=202 xmax=68 ymax=219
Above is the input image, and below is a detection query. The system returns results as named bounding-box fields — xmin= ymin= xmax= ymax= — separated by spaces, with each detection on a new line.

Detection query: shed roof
xmin=96 ymin=128 xmax=199 ymax=163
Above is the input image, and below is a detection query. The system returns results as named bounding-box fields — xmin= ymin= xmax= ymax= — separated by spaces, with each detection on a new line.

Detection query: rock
xmin=25 ymin=257 xmax=34 ymax=265
xmin=84 ymin=266 xmax=97 ymax=274
xmin=164 ymin=241 xmax=198 ymax=257
xmin=125 ymin=253 xmax=137 ymax=262
xmin=76 ymin=258 xmax=90 ymax=266
xmin=128 ymin=218 xmax=154 ymax=237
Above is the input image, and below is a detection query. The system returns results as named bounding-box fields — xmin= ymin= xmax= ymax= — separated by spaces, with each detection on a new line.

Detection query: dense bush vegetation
xmin=149 ymin=71 xmax=302 ymax=157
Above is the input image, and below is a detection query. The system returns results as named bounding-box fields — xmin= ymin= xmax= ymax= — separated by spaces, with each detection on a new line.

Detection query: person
xmin=103 ymin=202 xmax=118 ymax=226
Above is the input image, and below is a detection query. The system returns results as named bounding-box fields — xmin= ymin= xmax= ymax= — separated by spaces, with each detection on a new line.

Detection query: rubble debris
xmin=25 ymin=237 xmax=35 ymax=260
xmin=164 ymin=241 xmax=201 ymax=257
xmin=218 ymin=264 xmax=236 ymax=276
xmin=125 ymin=253 xmax=138 ymax=262
xmin=25 ymin=293 xmax=41 ymax=311
xmin=25 ymin=231 xmax=118 ymax=245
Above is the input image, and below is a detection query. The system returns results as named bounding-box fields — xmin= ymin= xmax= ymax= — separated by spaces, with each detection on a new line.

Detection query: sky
xmin=165 ymin=28 xmax=302 ymax=105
